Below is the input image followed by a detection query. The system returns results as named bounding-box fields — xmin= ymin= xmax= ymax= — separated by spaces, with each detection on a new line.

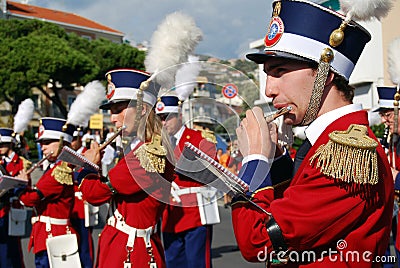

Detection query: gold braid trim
xmin=134 ymin=134 xmax=166 ymax=173
xmin=51 ymin=161 xmax=73 ymax=185
xmin=309 ymin=124 xmax=379 ymax=185
xmin=300 ymin=48 xmax=334 ymax=126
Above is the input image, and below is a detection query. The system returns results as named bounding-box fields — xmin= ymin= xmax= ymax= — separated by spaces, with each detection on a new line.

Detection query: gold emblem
xmin=51 ymin=161 xmax=73 ymax=185
xmin=273 ymin=1 xmax=281 ymax=17
xmin=106 ymin=74 xmax=115 ymax=99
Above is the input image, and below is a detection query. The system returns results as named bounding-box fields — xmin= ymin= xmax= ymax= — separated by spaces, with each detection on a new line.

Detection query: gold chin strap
xmin=299 ymin=48 xmax=334 ymax=126
xmin=56 ymin=136 xmax=64 ymax=157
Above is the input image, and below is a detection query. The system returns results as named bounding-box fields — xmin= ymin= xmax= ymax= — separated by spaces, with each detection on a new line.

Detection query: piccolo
xmin=265 ymin=106 xmax=292 ymax=123
xmin=26 ymin=151 xmax=53 ymax=175
xmin=98 ymin=125 xmax=126 ymax=151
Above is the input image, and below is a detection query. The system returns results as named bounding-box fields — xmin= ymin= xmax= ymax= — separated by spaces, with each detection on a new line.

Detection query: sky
xmin=20 ymin=0 xmax=275 ymax=60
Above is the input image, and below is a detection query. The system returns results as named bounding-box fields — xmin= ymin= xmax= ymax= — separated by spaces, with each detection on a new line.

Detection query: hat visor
xmin=372 ymin=106 xmax=393 ymax=112
xmin=246 ymin=51 xmax=314 ymax=64
xmin=99 ymin=99 xmax=131 ymax=110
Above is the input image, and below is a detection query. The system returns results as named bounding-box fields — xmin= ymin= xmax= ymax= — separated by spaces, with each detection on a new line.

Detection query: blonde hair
xmin=137 ymin=103 xmax=175 ymax=163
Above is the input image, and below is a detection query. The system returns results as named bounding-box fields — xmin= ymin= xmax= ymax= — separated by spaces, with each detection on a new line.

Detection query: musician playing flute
xmin=232 ymin=1 xmax=393 ymax=266
xmin=79 ymin=69 xmax=174 ymax=268
xmin=18 ymin=118 xmax=77 ymax=267
xmin=0 ymin=128 xmax=29 ymax=268
xmin=374 ymin=86 xmax=400 ymax=265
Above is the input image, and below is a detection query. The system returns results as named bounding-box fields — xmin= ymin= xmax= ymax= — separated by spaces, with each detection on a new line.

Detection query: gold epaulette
xmin=200 ymin=129 xmax=217 ymax=143
xmin=134 ymin=134 xmax=166 ymax=173
xmin=309 ymin=124 xmax=378 ymax=185
xmin=51 ymin=161 xmax=73 ymax=185
xmin=20 ymin=156 xmax=32 ymax=171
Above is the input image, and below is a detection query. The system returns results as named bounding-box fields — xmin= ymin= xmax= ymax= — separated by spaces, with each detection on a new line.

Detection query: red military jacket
xmin=80 ymin=140 xmax=174 ymax=268
xmin=232 ymin=111 xmax=394 ymax=267
xmin=162 ymin=127 xmax=216 ymax=233
xmin=4 ymin=152 xmax=25 ymax=176
xmin=19 ymin=161 xmax=76 ymax=254
xmin=0 ymin=152 xmax=25 ymax=218
xmin=71 ymin=146 xmax=87 ymax=220
xmin=388 ymin=143 xmax=400 ymax=252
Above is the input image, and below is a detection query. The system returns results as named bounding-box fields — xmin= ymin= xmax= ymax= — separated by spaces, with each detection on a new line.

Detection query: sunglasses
xmin=40 ymin=139 xmax=58 ymax=146
xmin=158 ymin=113 xmax=178 ymax=121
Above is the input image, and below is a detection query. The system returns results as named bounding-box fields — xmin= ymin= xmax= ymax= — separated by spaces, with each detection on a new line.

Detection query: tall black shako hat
xmin=247 ymin=0 xmax=391 ymax=126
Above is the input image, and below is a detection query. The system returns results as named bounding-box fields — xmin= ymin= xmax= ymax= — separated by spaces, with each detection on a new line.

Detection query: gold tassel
xmin=51 ymin=161 xmax=73 ymax=185
xmin=309 ymin=124 xmax=378 ymax=185
xmin=134 ymin=134 xmax=166 ymax=173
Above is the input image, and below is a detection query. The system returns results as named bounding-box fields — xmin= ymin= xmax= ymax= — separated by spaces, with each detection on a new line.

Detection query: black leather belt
xmin=266 ymin=216 xmax=288 ymax=252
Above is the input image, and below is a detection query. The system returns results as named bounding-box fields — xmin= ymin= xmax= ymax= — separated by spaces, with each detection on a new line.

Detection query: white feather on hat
xmin=67 ymin=80 xmax=105 ymax=128
xmin=388 ymin=37 xmax=400 ymax=85
xmin=144 ymin=12 xmax=203 ymax=90
xmin=339 ymin=0 xmax=394 ymax=21
xmin=13 ymin=98 xmax=34 ymax=133
xmin=174 ymin=55 xmax=201 ymax=101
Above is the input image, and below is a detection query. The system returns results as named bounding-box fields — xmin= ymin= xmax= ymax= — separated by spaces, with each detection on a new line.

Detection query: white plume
xmin=175 ymin=55 xmax=201 ymax=101
xmin=13 ymin=98 xmax=34 ymax=133
xmin=145 ymin=12 xmax=203 ymax=90
xmin=340 ymin=0 xmax=393 ymax=21
xmin=388 ymin=37 xmax=400 ymax=85
xmin=67 ymin=80 xmax=105 ymax=127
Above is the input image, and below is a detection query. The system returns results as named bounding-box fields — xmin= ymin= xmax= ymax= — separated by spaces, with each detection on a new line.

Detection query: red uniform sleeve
xmin=79 ymin=174 xmax=112 ymax=206
xmin=231 ymin=188 xmax=275 ymax=262
xmin=19 ymin=171 xmax=66 ymax=207
xmin=19 ymin=188 xmax=42 ymax=207
xmin=80 ymin=148 xmax=172 ymax=205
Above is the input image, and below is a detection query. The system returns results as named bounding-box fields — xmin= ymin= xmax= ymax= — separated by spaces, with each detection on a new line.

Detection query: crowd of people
xmin=0 ymin=0 xmax=399 ymax=267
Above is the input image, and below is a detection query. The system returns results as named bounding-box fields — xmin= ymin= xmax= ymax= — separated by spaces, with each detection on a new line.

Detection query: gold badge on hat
xmin=106 ymin=73 xmax=115 ymax=100
xmin=309 ymin=124 xmax=378 ymax=185
xmin=264 ymin=1 xmax=284 ymax=48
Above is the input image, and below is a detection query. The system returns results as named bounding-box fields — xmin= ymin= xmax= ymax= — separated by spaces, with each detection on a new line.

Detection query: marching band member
xmin=70 ymin=127 xmax=96 ymax=268
xmin=156 ymin=95 xmax=218 ymax=268
xmin=232 ymin=0 xmax=394 ymax=266
xmin=80 ymin=69 xmax=174 ymax=268
xmin=374 ymin=86 xmax=400 ymax=267
xmin=0 ymin=128 xmax=27 ymax=268
xmin=18 ymin=118 xmax=77 ymax=267
xmin=66 ymin=80 xmax=105 ymax=268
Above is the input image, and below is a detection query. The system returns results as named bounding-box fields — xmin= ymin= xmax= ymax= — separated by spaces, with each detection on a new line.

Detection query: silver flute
xmin=26 ymin=151 xmax=53 ymax=175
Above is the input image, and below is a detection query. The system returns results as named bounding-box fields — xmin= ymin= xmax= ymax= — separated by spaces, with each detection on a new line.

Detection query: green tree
xmin=0 ymin=19 xmax=145 ymax=116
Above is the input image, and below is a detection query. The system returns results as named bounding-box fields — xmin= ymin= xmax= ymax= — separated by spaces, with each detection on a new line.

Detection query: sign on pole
xmin=222 ymin=83 xmax=238 ymax=99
